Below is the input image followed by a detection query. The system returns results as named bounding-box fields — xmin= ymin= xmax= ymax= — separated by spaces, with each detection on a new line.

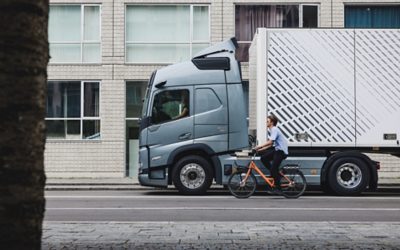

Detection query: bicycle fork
xmin=239 ymin=168 xmax=253 ymax=187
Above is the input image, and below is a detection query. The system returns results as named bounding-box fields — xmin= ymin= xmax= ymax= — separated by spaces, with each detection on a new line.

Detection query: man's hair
xmin=268 ymin=114 xmax=279 ymax=126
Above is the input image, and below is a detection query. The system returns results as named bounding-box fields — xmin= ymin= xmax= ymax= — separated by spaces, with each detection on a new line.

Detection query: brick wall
xmin=46 ymin=0 xmax=400 ymax=180
xmin=46 ymin=0 xmax=221 ymax=177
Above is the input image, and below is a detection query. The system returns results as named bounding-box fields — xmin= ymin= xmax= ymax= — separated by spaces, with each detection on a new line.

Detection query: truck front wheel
xmin=172 ymin=155 xmax=213 ymax=195
xmin=327 ymin=157 xmax=370 ymax=196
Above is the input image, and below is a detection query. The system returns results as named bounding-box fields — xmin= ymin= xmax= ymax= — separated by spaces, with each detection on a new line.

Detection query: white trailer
xmin=248 ymin=28 xmax=400 ymax=195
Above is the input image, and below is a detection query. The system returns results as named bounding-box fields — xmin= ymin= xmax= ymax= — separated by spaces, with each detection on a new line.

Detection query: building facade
xmin=46 ymin=0 xmax=400 ymax=180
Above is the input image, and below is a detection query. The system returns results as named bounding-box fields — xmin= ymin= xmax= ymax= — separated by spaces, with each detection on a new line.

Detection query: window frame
xmin=125 ymin=4 xmax=211 ymax=64
xmin=46 ymin=80 xmax=102 ymax=140
xmin=235 ymin=4 xmax=320 ymax=61
xmin=299 ymin=4 xmax=320 ymax=28
xmin=125 ymin=80 xmax=148 ymax=176
xmin=49 ymin=4 xmax=102 ymax=64
xmin=125 ymin=80 xmax=148 ymax=120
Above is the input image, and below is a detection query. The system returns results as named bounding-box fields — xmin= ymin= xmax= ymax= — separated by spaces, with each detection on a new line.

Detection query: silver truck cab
xmin=138 ymin=38 xmax=248 ymax=194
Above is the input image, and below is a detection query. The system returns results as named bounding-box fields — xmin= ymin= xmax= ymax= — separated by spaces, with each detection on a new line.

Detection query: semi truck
xmin=138 ymin=28 xmax=400 ymax=196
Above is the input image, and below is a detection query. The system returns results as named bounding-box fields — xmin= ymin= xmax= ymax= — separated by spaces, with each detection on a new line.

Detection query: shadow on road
xmin=141 ymin=186 xmax=400 ymax=197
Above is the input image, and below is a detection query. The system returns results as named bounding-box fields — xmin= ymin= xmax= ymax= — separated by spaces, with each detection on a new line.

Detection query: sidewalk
xmin=42 ymin=221 xmax=400 ymax=249
xmin=45 ymin=177 xmax=151 ymax=191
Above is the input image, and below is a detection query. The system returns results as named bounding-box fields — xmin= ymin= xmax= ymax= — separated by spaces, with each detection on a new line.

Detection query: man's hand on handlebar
xmin=252 ymin=145 xmax=271 ymax=155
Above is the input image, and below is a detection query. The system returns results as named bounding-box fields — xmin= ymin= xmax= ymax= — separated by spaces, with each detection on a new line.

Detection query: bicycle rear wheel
xmin=228 ymin=171 xmax=257 ymax=198
xmin=280 ymin=169 xmax=307 ymax=199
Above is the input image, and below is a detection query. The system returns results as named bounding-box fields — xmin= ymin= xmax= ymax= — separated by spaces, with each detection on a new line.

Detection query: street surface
xmin=43 ymin=189 xmax=400 ymax=249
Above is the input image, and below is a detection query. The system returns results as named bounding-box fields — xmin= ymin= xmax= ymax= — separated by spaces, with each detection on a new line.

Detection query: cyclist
xmin=253 ymin=114 xmax=288 ymax=194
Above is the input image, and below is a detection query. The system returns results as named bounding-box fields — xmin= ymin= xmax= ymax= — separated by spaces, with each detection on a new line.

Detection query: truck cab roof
xmin=152 ymin=38 xmax=242 ymax=89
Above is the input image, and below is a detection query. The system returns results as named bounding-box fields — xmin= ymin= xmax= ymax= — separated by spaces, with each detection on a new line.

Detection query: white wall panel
xmin=265 ymin=29 xmax=355 ymax=147
xmin=355 ymin=30 xmax=400 ymax=147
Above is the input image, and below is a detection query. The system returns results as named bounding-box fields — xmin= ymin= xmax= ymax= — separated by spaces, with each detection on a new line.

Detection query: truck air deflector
xmin=193 ymin=37 xmax=237 ymax=59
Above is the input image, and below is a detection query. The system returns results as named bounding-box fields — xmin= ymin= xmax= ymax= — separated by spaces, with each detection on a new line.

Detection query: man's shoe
xmin=266 ymin=189 xmax=275 ymax=195
xmin=273 ymin=189 xmax=283 ymax=195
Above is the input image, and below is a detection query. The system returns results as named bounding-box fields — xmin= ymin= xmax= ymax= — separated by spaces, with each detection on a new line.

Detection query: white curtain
xmin=49 ymin=5 xmax=101 ymax=63
xmin=83 ymin=44 xmax=100 ymax=63
xmin=126 ymin=5 xmax=190 ymax=42
xmin=50 ymin=44 xmax=81 ymax=63
xmin=127 ymin=44 xmax=190 ymax=63
xmin=126 ymin=5 xmax=209 ymax=63
xmin=193 ymin=6 xmax=209 ymax=41
xmin=84 ymin=6 xmax=100 ymax=41
xmin=49 ymin=5 xmax=81 ymax=42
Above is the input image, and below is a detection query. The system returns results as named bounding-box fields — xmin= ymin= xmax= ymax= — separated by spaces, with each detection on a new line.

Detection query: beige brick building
xmin=46 ymin=0 xmax=400 ymax=182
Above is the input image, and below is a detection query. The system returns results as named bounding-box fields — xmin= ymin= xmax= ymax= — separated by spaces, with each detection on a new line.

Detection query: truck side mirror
xmin=139 ymin=116 xmax=151 ymax=131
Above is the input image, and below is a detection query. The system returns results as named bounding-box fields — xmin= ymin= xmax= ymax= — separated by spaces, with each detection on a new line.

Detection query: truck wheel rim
xmin=336 ymin=163 xmax=362 ymax=189
xmin=180 ymin=163 xmax=206 ymax=189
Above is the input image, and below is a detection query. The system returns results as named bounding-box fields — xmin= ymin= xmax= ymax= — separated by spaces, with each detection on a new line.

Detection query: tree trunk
xmin=0 ymin=1 xmax=49 ymax=249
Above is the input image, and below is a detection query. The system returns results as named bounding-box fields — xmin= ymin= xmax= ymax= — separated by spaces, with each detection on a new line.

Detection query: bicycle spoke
xmin=280 ymin=170 xmax=307 ymax=199
xmin=228 ymin=171 xmax=257 ymax=198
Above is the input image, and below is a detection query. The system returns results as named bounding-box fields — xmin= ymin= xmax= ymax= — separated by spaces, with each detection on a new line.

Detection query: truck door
xmin=147 ymin=87 xmax=194 ymax=180
xmin=194 ymin=85 xmax=228 ymax=152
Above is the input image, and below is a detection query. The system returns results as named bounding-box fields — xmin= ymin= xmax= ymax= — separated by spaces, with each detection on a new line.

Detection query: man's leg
xmin=271 ymin=150 xmax=286 ymax=189
xmin=260 ymin=148 xmax=275 ymax=170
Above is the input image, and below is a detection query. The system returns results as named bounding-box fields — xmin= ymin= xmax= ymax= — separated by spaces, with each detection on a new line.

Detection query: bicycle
xmin=228 ymin=150 xmax=307 ymax=199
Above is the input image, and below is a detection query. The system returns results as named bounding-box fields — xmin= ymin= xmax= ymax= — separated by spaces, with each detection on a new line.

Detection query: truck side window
xmin=195 ymin=88 xmax=222 ymax=114
xmin=151 ymin=89 xmax=190 ymax=124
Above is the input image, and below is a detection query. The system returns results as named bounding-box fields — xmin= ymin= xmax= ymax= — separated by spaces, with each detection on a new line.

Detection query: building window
xmin=126 ymin=81 xmax=147 ymax=177
xmin=46 ymin=81 xmax=100 ymax=139
xmin=235 ymin=4 xmax=319 ymax=61
xmin=126 ymin=82 xmax=147 ymax=118
xmin=302 ymin=5 xmax=319 ymax=28
xmin=49 ymin=5 xmax=101 ymax=63
xmin=126 ymin=5 xmax=210 ymax=63
xmin=345 ymin=5 xmax=400 ymax=28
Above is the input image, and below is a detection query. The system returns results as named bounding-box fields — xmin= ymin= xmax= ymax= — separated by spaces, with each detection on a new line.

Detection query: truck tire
xmin=327 ymin=157 xmax=370 ymax=196
xmin=172 ymin=155 xmax=213 ymax=195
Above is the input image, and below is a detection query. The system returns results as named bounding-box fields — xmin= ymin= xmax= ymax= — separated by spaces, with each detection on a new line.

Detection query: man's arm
xmin=254 ymin=139 xmax=273 ymax=151
xmin=254 ymin=127 xmax=277 ymax=151
xmin=173 ymin=107 xmax=189 ymax=120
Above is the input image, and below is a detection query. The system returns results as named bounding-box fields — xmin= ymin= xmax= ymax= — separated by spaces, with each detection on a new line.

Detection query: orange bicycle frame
xmin=242 ymin=160 xmax=292 ymax=188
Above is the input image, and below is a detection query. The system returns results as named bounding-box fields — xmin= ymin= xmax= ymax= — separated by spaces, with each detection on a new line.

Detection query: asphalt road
xmin=44 ymin=189 xmax=400 ymax=222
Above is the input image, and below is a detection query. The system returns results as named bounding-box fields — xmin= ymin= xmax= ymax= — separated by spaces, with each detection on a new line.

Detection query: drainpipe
xmin=331 ymin=0 xmax=333 ymax=27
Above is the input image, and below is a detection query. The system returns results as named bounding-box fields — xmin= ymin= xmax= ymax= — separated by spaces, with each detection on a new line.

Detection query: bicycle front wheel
xmin=228 ymin=171 xmax=257 ymax=198
xmin=280 ymin=169 xmax=307 ymax=199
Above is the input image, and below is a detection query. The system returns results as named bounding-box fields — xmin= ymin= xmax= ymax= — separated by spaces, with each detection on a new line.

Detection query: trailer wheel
xmin=327 ymin=157 xmax=370 ymax=196
xmin=172 ymin=155 xmax=213 ymax=195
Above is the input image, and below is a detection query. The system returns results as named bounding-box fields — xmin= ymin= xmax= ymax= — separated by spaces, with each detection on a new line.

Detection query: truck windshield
xmin=141 ymin=71 xmax=156 ymax=118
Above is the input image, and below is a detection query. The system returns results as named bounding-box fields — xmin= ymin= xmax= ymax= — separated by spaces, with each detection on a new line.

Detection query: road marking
xmin=45 ymin=195 xmax=400 ymax=200
xmin=46 ymin=207 xmax=400 ymax=211
xmin=43 ymin=220 xmax=400 ymax=224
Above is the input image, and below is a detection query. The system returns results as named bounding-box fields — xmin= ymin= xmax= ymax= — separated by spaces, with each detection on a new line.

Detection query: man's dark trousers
xmin=260 ymin=148 xmax=286 ymax=189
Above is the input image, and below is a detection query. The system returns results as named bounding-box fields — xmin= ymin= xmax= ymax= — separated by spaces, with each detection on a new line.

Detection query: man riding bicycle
xmin=253 ymin=114 xmax=288 ymax=193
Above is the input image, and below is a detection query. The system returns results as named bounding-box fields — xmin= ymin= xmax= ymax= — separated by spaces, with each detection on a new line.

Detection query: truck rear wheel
xmin=172 ymin=155 xmax=213 ymax=195
xmin=327 ymin=157 xmax=370 ymax=196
